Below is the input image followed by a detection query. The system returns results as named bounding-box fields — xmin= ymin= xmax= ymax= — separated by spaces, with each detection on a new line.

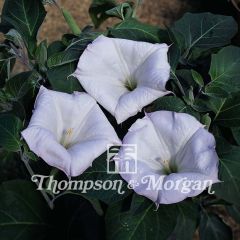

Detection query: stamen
xmin=155 ymin=157 xmax=178 ymax=175
xmin=125 ymin=78 xmax=137 ymax=91
xmin=60 ymin=128 xmax=74 ymax=148
xmin=161 ymin=159 xmax=171 ymax=174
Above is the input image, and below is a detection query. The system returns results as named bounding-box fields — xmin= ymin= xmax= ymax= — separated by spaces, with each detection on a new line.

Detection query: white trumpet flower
xmin=116 ymin=111 xmax=219 ymax=204
xmin=22 ymin=86 xmax=121 ymax=177
xmin=73 ymin=35 xmax=171 ymax=124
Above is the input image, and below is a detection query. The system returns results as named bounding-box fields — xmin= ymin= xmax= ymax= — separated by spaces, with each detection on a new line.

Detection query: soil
xmin=0 ymin=0 xmax=192 ymax=42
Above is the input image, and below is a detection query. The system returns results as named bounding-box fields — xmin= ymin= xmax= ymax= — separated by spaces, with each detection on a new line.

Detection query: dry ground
xmin=0 ymin=0 xmax=191 ymax=42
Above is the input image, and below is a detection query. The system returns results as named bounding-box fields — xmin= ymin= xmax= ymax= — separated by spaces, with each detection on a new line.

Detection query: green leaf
xmin=106 ymin=195 xmax=177 ymax=240
xmin=51 ymin=192 xmax=104 ymax=239
xmin=199 ymin=212 xmax=232 ymax=240
xmin=226 ymin=205 xmax=240 ymax=223
xmin=35 ymin=40 xmax=48 ymax=72
xmin=0 ymin=180 xmax=52 ymax=240
xmin=0 ymin=151 xmax=27 ymax=182
xmin=42 ymin=0 xmax=55 ymax=4
xmin=213 ymin=139 xmax=240 ymax=206
xmin=168 ymin=43 xmax=181 ymax=71
xmin=0 ymin=59 xmax=10 ymax=87
xmin=61 ymin=33 xmax=76 ymax=46
xmin=47 ymin=63 xmax=82 ymax=93
xmin=62 ymin=192 xmax=104 ymax=216
xmin=75 ymin=152 xmax=130 ymax=204
xmin=106 ymin=2 xmax=133 ymax=20
xmin=109 ymin=18 xmax=168 ymax=43
xmin=191 ymin=70 xmax=204 ymax=87
xmin=89 ymin=0 xmax=116 ymax=28
xmin=213 ymin=92 xmax=240 ymax=127
xmin=47 ymin=32 xmax=98 ymax=68
xmin=129 ymin=194 xmax=153 ymax=215
xmin=176 ymin=69 xmax=199 ymax=97
xmin=47 ymin=50 xmax=79 ymax=68
xmin=201 ymin=113 xmax=212 ymax=130
xmin=5 ymin=71 xmax=39 ymax=100
xmin=206 ymin=97 xmax=225 ymax=114
xmin=83 ymin=197 xmax=103 ymax=216
xmin=151 ymin=96 xmax=199 ymax=119
xmin=0 ymin=45 xmax=14 ymax=87
xmin=0 ymin=114 xmax=22 ymax=152
xmin=206 ymin=46 xmax=240 ymax=97
xmin=5 ymin=29 xmax=25 ymax=49
xmin=231 ymin=127 xmax=240 ymax=145
xmin=172 ymin=201 xmax=199 ymax=240
xmin=171 ymin=12 xmax=237 ymax=58
xmin=47 ymin=41 xmax=65 ymax=57
xmin=23 ymin=141 xmax=39 ymax=162
xmin=10 ymin=101 xmax=26 ymax=121
xmin=192 ymin=96 xmax=212 ymax=113
xmin=1 ymin=0 xmax=46 ymax=53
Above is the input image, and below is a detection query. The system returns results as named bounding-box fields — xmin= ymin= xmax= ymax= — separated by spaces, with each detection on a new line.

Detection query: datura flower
xmin=116 ymin=111 xmax=219 ymax=204
xmin=73 ymin=35 xmax=171 ymax=124
xmin=21 ymin=86 xmax=121 ymax=177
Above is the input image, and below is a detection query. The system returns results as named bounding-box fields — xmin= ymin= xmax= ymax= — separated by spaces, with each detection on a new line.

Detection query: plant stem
xmin=20 ymin=150 xmax=54 ymax=209
xmin=61 ymin=8 xmax=81 ymax=35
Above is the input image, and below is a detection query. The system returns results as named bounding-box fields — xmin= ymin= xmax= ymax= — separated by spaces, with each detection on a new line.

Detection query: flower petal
xmin=27 ymin=86 xmax=61 ymax=138
xmin=120 ymin=111 xmax=203 ymax=168
xmin=73 ymin=36 xmax=130 ymax=116
xmin=22 ymin=86 xmax=121 ymax=177
xmin=69 ymin=139 xmax=111 ymax=176
xmin=110 ymin=37 xmax=165 ymax=75
xmin=116 ymin=159 xmax=160 ymax=202
xmin=26 ymin=86 xmax=100 ymax=141
xmin=158 ymin=172 xmax=218 ymax=204
xmin=134 ymin=45 xmax=170 ymax=90
xmin=147 ymin=111 xmax=203 ymax=158
xmin=73 ymin=35 xmax=171 ymax=123
xmin=115 ymin=87 xmax=170 ymax=124
xmin=176 ymin=128 xmax=219 ymax=180
xmin=120 ymin=116 xmax=169 ymax=171
xmin=22 ymin=127 xmax=71 ymax=176
xmin=117 ymin=111 xmax=218 ymax=204
xmin=68 ymin=102 xmax=121 ymax=176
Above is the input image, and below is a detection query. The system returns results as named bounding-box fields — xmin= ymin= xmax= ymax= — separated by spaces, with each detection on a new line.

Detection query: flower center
xmin=156 ymin=158 xmax=178 ymax=175
xmin=60 ymin=128 xmax=74 ymax=149
xmin=163 ymin=162 xmax=178 ymax=175
xmin=124 ymin=78 xmax=137 ymax=91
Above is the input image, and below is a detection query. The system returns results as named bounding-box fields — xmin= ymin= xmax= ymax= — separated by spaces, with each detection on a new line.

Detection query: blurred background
xmin=0 ymin=0 xmax=239 ymax=76
xmin=1 ymin=0 xmax=238 ymax=42
xmin=1 ymin=0 xmax=191 ymax=41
